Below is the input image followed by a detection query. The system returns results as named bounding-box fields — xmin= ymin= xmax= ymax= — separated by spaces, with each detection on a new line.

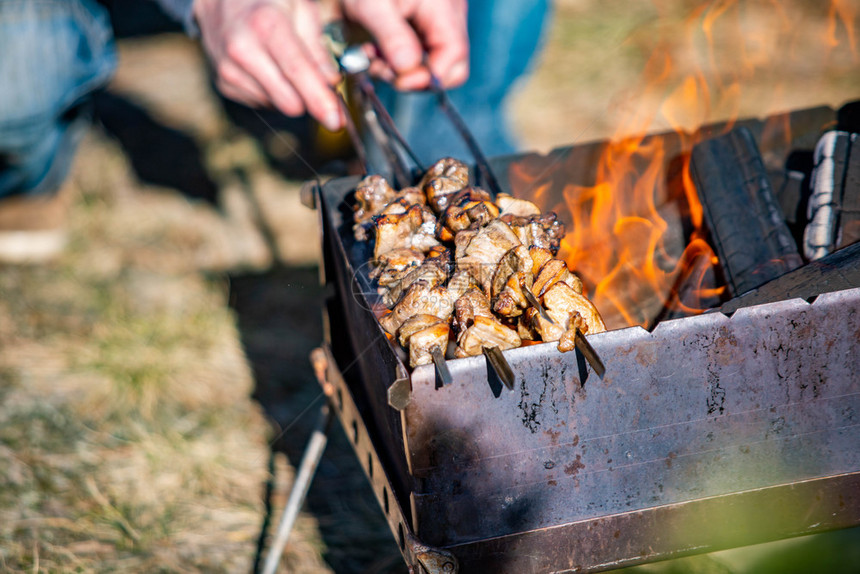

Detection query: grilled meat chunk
xmin=437 ymin=198 xmax=500 ymax=241
xmin=453 ymin=287 xmax=496 ymax=332
xmin=370 ymin=248 xmax=424 ymax=287
xmin=497 ymin=193 xmax=540 ymax=217
xmin=456 ymin=316 xmax=522 ymax=357
xmin=543 ymin=282 xmax=605 ymax=335
xmin=381 ymin=259 xmax=448 ymax=307
xmin=354 ymin=177 xmax=430 ymax=241
xmin=354 ymin=175 xmax=397 ymax=224
xmin=532 ymin=258 xmax=584 ymax=297
xmin=398 ymin=186 xmax=426 ymax=207
xmin=424 ymin=245 xmax=452 ymax=271
xmin=398 ymin=314 xmax=444 ymax=347
xmin=373 ymin=204 xmax=440 ymax=261
xmin=457 ymin=219 xmax=522 ymax=293
xmin=419 ymin=157 xmax=470 ymax=190
xmin=529 ymin=281 xmax=606 ymax=352
xmin=447 ymin=269 xmax=476 ymax=301
xmin=452 ymin=288 xmax=521 ymax=357
xmin=408 ymin=322 xmax=451 ymax=367
xmin=454 ymin=229 xmax=477 ymax=260
xmin=529 ymin=246 xmax=554 ymax=275
xmin=424 ymin=177 xmax=467 ymax=213
xmin=500 ymin=212 xmax=565 ymax=253
xmin=380 ymin=280 xmax=457 ymax=335
xmin=420 ymin=159 xmax=471 ymax=214
xmin=490 ymin=245 xmax=534 ymax=299
xmin=490 ymin=245 xmax=534 ymax=318
xmin=397 ymin=314 xmax=451 ymax=368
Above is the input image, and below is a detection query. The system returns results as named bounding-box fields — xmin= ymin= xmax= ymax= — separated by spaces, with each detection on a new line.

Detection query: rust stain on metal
xmin=634 ymin=342 xmax=659 ymax=367
xmin=565 ymin=455 xmax=585 ymax=476
xmin=665 ymin=451 xmax=677 ymax=469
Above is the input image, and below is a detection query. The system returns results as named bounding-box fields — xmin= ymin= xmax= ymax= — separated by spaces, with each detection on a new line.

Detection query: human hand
xmin=340 ymin=0 xmax=469 ymax=90
xmin=194 ymin=0 xmax=346 ymax=130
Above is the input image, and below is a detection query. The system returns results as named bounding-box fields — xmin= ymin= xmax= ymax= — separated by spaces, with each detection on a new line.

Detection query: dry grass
xmin=0 ymin=132 xmax=275 ymax=572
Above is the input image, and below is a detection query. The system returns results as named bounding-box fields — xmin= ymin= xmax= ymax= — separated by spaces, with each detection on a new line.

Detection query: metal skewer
xmin=354 ymin=74 xmax=425 ymax=172
xmin=427 ymin=73 xmax=504 ymax=198
xmin=339 ymin=46 xmax=423 ymax=187
xmin=574 ymin=328 xmax=605 ymax=378
xmin=482 ymin=346 xmax=515 ymax=390
xmin=522 ymin=285 xmax=554 ymax=325
xmin=430 ymin=346 xmax=453 ymax=387
xmin=335 ymin=90 xmax=369 ymax=174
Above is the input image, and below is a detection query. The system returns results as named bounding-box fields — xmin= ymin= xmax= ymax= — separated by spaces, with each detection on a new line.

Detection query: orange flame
xmin=509 ymin=1 xmax=858 ymax=331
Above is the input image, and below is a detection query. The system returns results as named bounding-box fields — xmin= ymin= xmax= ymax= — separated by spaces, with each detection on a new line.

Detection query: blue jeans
xmin=0 ymin=0 xmax=116 ymax=199
xmin=375 ymin=0 xmax=551 ymax=167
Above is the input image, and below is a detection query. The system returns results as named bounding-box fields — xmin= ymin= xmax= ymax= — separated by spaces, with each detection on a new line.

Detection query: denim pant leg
xmin=374 ymin=0 xmax=551 ymax=167
xmin=0 ymin=0 xmax=116 ymax=199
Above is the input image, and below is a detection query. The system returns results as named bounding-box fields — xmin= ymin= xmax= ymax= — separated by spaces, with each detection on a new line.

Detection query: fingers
xmin=256 ymin=8 xmax=344 ymax=129
xmin=347 ymin=0 xmax=470 ymax=90
xmin=200 ymin=0 xmax=345 ymax=131
xmin=413 ymin=0 xmax=469 ymax=87
xmin=342 ymin=0 xmax=424 ymax=74
xmin=215 ymin=59 xmax=271 ymax=108
xmin=222 ymin=28 xmax=305 ymax=116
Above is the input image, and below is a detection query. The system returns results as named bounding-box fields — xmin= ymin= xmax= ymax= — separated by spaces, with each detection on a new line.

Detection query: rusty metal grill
xmin=308 ymin=102 xmax=860 ymax=573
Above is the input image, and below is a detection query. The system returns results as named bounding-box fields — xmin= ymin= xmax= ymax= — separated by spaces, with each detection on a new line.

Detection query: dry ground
xmin=1 ymin=1 xmax=858 ymax=573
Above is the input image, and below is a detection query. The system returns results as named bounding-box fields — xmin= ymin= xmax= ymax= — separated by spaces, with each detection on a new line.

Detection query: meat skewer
xmin=353 ymin=158 xmax=607 ymax=384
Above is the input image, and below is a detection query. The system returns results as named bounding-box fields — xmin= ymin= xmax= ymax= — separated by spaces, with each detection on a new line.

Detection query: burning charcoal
xmin=805 ymin=131 xmax=860 ymax=259
xmin=690 ymin=126 xmax=802 ymax=296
